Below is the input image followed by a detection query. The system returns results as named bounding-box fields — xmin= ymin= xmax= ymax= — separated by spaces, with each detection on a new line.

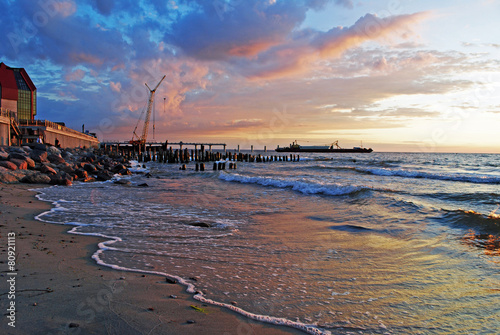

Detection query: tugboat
xmin=275 ymin=140 xmax=373 ymax=153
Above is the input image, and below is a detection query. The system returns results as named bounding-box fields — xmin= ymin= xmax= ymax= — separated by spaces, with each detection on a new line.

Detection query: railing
xmin=18 ymin=119 xmax=98 ymax=139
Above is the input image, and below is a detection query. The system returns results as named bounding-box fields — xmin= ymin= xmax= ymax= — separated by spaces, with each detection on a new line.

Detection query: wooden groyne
xmin=99 ymin=142 xmax=299 ymax=170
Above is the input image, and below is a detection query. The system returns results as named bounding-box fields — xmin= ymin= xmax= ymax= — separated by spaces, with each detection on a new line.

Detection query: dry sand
xmin=0 ymin=183 xmax=303 ymax=335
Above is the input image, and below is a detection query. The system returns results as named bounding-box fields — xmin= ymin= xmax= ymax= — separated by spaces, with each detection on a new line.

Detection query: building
xmin=0 ymin=62 xmax=98 ymax=148
xmin=0 ymin=62 xmax=37 ymax=120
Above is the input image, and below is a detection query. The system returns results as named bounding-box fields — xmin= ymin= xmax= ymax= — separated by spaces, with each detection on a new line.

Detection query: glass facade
xmin=13 ymin=69 xmax=36 ymax=120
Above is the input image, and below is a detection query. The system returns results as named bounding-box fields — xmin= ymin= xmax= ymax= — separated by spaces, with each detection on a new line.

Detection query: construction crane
xmin=130 ymin=75 xmax=166 ymax=146
xmin=331 ymin=140 xmax=342 ymax=149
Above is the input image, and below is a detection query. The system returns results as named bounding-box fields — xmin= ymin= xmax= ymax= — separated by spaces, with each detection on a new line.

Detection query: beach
xmin=1 ymin=151 xmax=499 ymax=335
xmin=0 ymin=183 xmax=302 ymax=335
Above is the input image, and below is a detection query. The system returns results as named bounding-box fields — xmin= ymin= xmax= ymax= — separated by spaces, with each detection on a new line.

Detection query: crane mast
xmin=130 ymin=75 xmax=166 ymax=146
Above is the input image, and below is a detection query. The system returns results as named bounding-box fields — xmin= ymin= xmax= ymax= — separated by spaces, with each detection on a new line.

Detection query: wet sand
xmin=0 ymin=183 xmax=302 ymax=335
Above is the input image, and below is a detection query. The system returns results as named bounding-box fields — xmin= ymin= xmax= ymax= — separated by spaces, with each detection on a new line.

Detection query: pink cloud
xmin=69 ymin=53 xmax=104 ymax=66
xmin=56 ymin=1 xmax=77 ymax=17
xmin=110 ymin=81 xmax=121 ymax=93
xmin=246 ymin=11 xmax=431 ymax=79
xmin=64 ymin=68 xmax=85 ymax=81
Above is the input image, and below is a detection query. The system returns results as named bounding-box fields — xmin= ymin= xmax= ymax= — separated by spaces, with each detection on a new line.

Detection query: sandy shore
xmin=0 ymin=183 xmax=303 ymax=335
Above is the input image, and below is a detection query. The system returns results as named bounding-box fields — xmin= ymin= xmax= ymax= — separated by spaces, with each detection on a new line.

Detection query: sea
xmin=34 ymin=151 xmax=500 ymax=334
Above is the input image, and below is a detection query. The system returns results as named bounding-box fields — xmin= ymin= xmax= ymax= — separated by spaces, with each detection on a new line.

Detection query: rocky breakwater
xmin=0 ymin=144 xmax=132 ymax=186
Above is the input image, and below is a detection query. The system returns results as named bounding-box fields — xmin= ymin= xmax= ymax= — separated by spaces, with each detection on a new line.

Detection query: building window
xmin=13 ymin=70 xmax=35 ymax=120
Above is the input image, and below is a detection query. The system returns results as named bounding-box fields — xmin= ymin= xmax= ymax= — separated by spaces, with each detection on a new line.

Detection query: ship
xmin=275 ymin=140 xmax=373 ymax=153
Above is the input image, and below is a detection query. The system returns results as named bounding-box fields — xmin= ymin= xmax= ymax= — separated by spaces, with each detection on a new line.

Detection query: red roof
xmin=0 ymin=62 xmax=19 ymax=100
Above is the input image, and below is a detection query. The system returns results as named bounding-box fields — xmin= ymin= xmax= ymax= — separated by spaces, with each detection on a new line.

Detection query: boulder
xmin=0 ymin=160 xmax=17 ymax=170
xmin=74 ymin=169 xmax=88 ymax=179
xmin=58 ymin=163 xmax=75 ymax=175
xmin=8 ymin=152 xmax=28 ymax=160
xmin=118 ymin=168 xmax=132 ymax=176
xmin=9 ymin=169 xmax=30 ymax=181
xmin=33 ymin=143 xmax=48 ymax=151
xmin=96 ymin=171 xmax=113 ymax=181
xmin=24 ymin=157 xmax=36 ymax=169
xmin=61 ymin=150 xmax=74 ymax=161
xmin=8 ymin=147 xmax=26 ymax=154
xmin=0 ymin=168 xmax=18 ymax=183
xmin=114 ymin=179 xmax=131 ymax=185
xmin=21 ymin=172 xmax=51 ymax=184
xmin=10 ymin=159 xmax=28 ymax=170
xmin=83 ymin=163 xmax=98 ymax=173
xmin=47 ymin=146 xmax=61 ymax=156
xmin=30 ymin=150 xmax=49 ymax=163
xmin=40 ymin=164 xmax=57 ymax=175
xmin=48 ymin=154 xmax=66 ymax=164
xmin=49 ymin=172 xmax=73 ymax=186
xmin=112 ymin=164 xmax=127 ymax=173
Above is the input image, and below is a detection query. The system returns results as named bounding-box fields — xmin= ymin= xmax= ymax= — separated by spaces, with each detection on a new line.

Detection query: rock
xmin=118 ymin=168 xmax=132 ymax=176
xmin=68 ymin=323 xmax=79 ymax=328
xmin=49 ymin=173 xmax=72 ymax=186
xmin=47 ymin=146 xmax=61 ymax=156
xmin=33 ymin=143 xmax=47 ymax=151
xmin=190 ymin=221 xmax=211 ymax=228
xmin=83 ymin=176 xmax=96 ymax=183
xmin=8 ymin=147 xmax=26 ymax=154
xmin=74 ymin=169 xmax=88 ymax=179
xmin=0 ymin=161 xmax=17 ymax=170
xmin=186 ymin=320 xmax=196 ymax=324
xmin=61 ymin=150 xmax=73 ymax=161
xmin=30 ymin=150 xmax=49 ymax=163
xmin=8 ymin=152 xmax=28 ymax=160
xmin=57 ymin=163 xmax=75 ymax=175
xmin=96 ymin=171 xmax=113 ymax=181
xmin=21 ymin=173 xmax=51 ymax=184
xmin=47 ymin=154 xmax=66 ymax=164
xmin=112 ymin=164 xmax=127 ymax=173
xmin=114 ymin=179 xmax=130 ymax=185
xmin=86 ymin=153 xmax=97 ymax=162
xmin=10 ymin=158 xmax=29 ymax=170
xmin=8 ymin=169 xmax=30 ymax=181
xmin=137 ymin=183 xmax=149 ymax=187
xmin=0 ymin=168 xmax=18 ymax=183
xmin=40 ymin=164 xmax=57 ymax=175
xmin=83 ymin=163 xmax=98 ymax=173
xmin=24 ymin=157 xmax=36 ymax=169
xmin=166 ymin=277 xmax=177 ymax=284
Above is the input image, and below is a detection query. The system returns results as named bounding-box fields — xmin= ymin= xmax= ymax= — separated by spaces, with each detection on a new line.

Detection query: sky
xmin=1 ymin=0 xmax=499 ymax=152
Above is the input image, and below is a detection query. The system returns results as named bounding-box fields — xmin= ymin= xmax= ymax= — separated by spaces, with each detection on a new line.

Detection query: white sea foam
xmin=356 ymin=167 xmax=500 ymax=184
xmin=219 ymin=173 xmax=361 ymax=196
xmin=65 ymin=229 xmax=331 ymax=335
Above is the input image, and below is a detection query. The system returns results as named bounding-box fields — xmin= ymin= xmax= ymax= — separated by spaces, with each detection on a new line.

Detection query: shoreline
xmin=0 ymin=183 xmax=303 ymax=335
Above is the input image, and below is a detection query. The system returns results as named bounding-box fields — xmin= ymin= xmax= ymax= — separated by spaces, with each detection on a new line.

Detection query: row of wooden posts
xmin=136 ymin=148 xmax=300 ymax=165
xmin=102 ymin=145 xmax=300 ymax=170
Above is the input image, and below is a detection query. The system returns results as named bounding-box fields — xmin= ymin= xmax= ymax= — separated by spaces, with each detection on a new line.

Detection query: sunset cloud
xmin=1 ymin=0 xmax=499 ymax=151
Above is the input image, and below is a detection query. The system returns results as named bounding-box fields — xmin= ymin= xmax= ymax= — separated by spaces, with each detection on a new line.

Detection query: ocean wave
xmin=439 ymin=208 xmax=500 ymax=234
xmin=355 ymin=167 xmax=500 ymax=184
xmin=219 ymin=172 xmax=364 ymax=196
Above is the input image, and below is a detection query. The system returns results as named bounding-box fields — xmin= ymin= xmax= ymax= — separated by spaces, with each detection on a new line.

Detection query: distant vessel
xmin=275 ymin=140 xmax=373 ymax=153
